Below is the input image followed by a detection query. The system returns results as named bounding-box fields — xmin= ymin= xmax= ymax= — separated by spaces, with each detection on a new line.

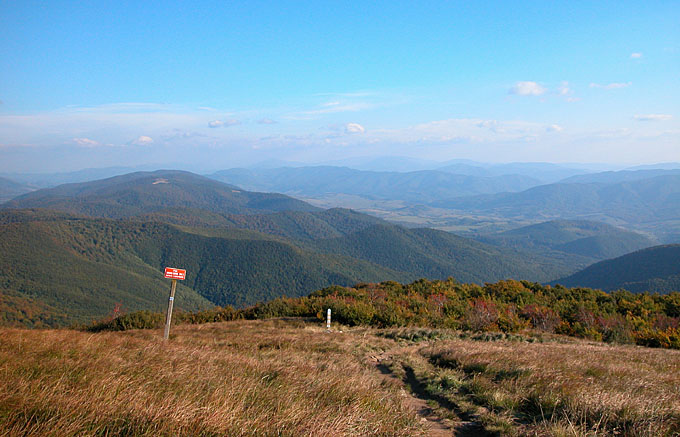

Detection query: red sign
xmin=164 ymin=267 xmax=186 ymax=280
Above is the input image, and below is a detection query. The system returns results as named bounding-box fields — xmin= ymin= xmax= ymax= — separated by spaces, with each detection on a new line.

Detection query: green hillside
xmin=478 ymin=220 xmax=656 ymax=272
xmin=555 ymin=244 xmax=680 ymax=293
xmin=310 ymin=223 xmax=560 ymax=283
xmin=3 ymin=170 xmax=318 ymax=217
xmin=139 ymin=207 xmax=385 ymax=240
xmin=0 ymin=212 xmax=215 ymax=325
xmin=0 ymin=210 xmax=410 ymax=326
xmin=140 ymin=207 xmax=562 ymax=283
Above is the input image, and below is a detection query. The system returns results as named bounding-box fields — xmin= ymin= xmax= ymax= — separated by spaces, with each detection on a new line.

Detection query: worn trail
xmin=366 ymin=345 xmax=486 ymax=437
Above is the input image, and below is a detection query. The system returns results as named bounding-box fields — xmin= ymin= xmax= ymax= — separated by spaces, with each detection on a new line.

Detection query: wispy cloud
xmin=208 ymin=119 xmax=240 ymax=128
xmin=257 ymin=118 xmax=277 ymax=125
xmin=509 ymin=81 xmax=546 ymax=96
xmin=589 ymin=82 xmax=632 ymax=89
xmin=630 ymin=52 xmax=643 ymax=59
xmin=634 ymin=114 xmax=673 ymax=121
xmin=345 ymin=123 xmax=365 ymax=134
xmin=299 ymin=101 xmax=375 ymax=117
xmin=72 ymin=137 xmax=102 ymax=147
xmin=557 ymin=81 xmax=571 ymax=96
xmin=131 ymin=135 xmax=154 ymax=146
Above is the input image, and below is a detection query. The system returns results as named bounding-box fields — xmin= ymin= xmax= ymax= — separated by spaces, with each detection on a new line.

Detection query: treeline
xmin=88 ymin=278 xmax=680 ymax=350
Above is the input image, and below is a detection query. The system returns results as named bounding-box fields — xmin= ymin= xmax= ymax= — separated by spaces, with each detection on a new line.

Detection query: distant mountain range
xmin=0 ymin=177 xmax=34 ymax=203
xmin=555 ymin=244 xmax=680 ymax=293
xmin=209 ymin=166 xmax=543 ymax=203
xmin=0 ymin=170 xmax=568 ymax=327
xmin=559 ymin=169 xmax=680 ymax=184
xmin=2 ymin=167 xmax=678 ymax=327
xmin=432 ymin=175 xmax=680 ymax=242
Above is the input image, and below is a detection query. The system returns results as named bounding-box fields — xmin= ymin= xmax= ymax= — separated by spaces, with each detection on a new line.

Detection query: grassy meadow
xmin=1 ymin=319 xmax=679 ymax=436
xmin=0 ymin=319 xmax=421 ymax=436
xmin=380 ymin=328 xmax=680 ymax=436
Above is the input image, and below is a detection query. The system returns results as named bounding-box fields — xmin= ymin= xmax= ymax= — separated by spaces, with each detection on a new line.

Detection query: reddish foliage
xmin=521 ymin=304 xmax=561 ymax=332
xmin=465 ymin=298 xmax=499 ymax=331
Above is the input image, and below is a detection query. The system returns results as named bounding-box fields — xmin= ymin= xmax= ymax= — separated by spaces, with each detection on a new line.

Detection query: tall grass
xmin=0 ymin=320 xmax=422 ymax=436
xmin=421 ymin=337 xmax=680 ymax=435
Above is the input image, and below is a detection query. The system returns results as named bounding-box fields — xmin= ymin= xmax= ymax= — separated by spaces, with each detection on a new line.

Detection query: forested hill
xmin=2 ymin=170 xmax=319 ymax=217
xmin=478 ymin=220 xmax=656 ymax=272
xmin=0 ymin=210 xmax=409 ymax=327
xmin=554 ymin=244 xmax=680 ymax=293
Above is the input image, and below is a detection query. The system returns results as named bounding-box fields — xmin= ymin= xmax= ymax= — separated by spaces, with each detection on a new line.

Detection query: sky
xmin=1 ymin=0 xmax=679 ymax=173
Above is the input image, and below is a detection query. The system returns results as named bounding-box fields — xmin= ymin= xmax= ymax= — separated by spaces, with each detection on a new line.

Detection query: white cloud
xmin=132 ymin=135 xmax=154 ymax=146
xmin=630 ymin=52 xmax=643 ymax=59
xmin=589 ymin=82 xmax=632 ymax=89
xmin=509 ymin=81 xmax=546 ymax=96
xmin=634 ymin=114 xmax=673 ymax=121
xmin=345 ymin=123 xmax=365 ymax=134
xmin=257 ymin=118 xmax=277 ymax=125
xmin=208 ymin=119 xmax=240 ymax=128
xmin=557 ymin=81 xmax=571 ymax=96
xmin=547 ymin=124 xmax=564 ymax=132
xmin=72 ymin=137 xmax=101 ymax=147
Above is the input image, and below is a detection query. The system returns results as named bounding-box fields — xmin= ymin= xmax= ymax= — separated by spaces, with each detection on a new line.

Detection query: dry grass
xmin=422 ymin=337 xmax=680 ymax=435
xmin=0 ymin=319 xmax=422 ymax=436
xmin=3 ymin=320 xmax=680 ymax=436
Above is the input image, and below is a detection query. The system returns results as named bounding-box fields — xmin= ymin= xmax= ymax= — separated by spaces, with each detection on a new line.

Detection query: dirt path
xmin=366 ymin=345 xmax=486 ymax=437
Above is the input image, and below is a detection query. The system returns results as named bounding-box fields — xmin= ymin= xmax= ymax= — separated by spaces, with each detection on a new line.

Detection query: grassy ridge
xmin=0 ymin=320 xmax=422 ymax=436
xmin=2 ymin=319 xmax=679 ymax=436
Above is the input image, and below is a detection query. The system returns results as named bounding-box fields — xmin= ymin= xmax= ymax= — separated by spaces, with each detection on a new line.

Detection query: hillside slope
xmin=2 ymin=170 xmax=319 ymax=217
xmin=554 ymin=244 xmax=680 ymax=293
xmin=0 ymin=210 xmax=410 ymax=326
xmin=0 ymin=177 xmax=34 ymax=203
xmin=478 ymin=220 xmax=656 ymax=272
xmin=433 ymin=175 xmax=680 ymax=224
xmin=310 ymin=223 xmax=559 ymax=283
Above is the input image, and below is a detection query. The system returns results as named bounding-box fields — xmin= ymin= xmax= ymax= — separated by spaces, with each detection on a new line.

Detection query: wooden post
xmin=163 ymin=279 xmax=177 ymax=341
xmin=326 ymin=308 xmax=331 ymax=332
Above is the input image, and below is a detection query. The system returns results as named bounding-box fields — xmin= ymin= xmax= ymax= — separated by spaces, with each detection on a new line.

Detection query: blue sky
xmin=1 ymin=0 xmax=678 ymax=172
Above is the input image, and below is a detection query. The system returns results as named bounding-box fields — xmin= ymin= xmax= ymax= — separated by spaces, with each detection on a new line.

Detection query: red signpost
xmin=163 ymin=267 xmax=186 ymax=340
xmin=164 ymin=267 xmax=186 ymax=280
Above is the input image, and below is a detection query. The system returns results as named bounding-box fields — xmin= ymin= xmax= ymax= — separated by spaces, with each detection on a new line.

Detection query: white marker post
xmin=163 ymin=267 xmax=186 ymax=341
xmin=326 ymin=308 xmax=331 ymax=332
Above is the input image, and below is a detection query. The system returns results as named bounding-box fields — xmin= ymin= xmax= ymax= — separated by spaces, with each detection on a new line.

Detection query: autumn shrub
xmin=597 ymin=314 xmax=634 ymax=344
xmin=496 ymin=304 xmax=528 ymax=333
xmin=86 ymin=310 xmax=164 ymax=332
xmin=463 ymin=298 xmax=499 ymax=331
xmin=521 ymin=304 xmax=561 ymax=332
xmin=176 ymin=305 xmax=239 ymax=324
